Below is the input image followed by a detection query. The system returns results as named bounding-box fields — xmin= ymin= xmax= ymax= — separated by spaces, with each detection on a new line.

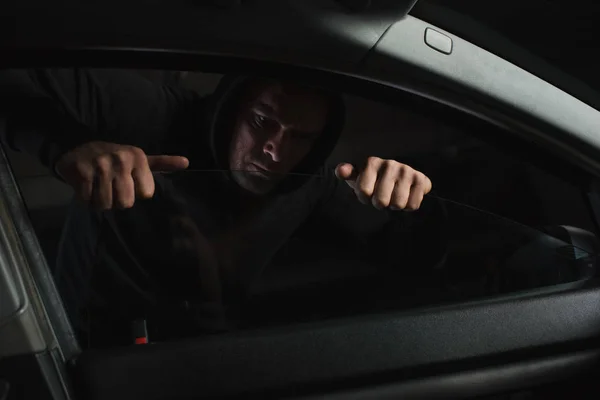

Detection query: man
xmin=0 ymin=70 xmax=442 ymax=342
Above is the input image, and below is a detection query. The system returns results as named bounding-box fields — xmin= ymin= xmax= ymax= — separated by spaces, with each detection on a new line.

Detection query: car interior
xmin=2 ymin=1 xmax=600 ymax=400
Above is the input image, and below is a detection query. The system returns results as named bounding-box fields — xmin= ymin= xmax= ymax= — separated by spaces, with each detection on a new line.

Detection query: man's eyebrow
xmin=253 ymin=101 xmax=276 ymax=114
xmin=253 ymin=101 xmax=321 ymax=136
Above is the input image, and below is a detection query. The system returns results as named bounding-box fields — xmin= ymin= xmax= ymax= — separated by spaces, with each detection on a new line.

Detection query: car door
xmin=1 ymin=1 xmax=600 ymax=399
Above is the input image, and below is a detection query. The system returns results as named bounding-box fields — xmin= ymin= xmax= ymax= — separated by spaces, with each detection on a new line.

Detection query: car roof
xmin=1 ymin=0 xmax=418 ymax=68
xmin=414 ymin=0 xmax=600 ymax=95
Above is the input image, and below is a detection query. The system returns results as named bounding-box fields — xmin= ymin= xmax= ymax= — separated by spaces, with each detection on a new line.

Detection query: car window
xmin=5 ymin=69 xmax=598 ymax=349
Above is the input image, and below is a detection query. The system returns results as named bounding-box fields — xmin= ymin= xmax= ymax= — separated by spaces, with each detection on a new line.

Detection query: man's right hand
xmin=55 ymin=141 xmax=189 ymax=210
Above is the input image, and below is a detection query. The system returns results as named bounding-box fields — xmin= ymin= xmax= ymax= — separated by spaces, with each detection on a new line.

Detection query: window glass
xmin=3 ymin=69 xmax=597 ymax=349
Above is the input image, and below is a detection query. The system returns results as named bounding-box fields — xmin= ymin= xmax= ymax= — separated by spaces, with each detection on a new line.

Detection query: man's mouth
xmin=249 ymin=163 xmax=273 ymax=178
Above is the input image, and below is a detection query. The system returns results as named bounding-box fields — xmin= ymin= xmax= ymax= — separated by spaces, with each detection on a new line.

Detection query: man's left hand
xmin=335 ymin=157 xmax=432 ymax=211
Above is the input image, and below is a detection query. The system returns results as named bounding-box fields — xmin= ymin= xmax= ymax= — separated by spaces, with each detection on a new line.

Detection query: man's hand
xmin=335 ymin=157 xmax=432 ymax=211
xmin=55 ymin=141 xmax=189 ymax=210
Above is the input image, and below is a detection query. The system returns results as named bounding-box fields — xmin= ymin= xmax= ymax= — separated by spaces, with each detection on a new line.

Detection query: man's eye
xmin=252 ymin=114 xmax=268 ymax=128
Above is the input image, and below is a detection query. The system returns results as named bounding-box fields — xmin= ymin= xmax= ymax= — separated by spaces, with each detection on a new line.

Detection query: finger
xmin=109 ymin=149 xmax=136 ymax=208
xmin=92 ymin=174 xmax=113 ymax=210
xmin=77 ymin=178 xmax=94 ymax=204
xmin=405 ymin=183 xmax=426 ymax=211
xmin=423 ymin=175 xmax=433 ymax=195
xmin=371 ymin=163 xmax=397 ymax=209
xmin=70 ymin=164 xmax=95 ymax=204
xmin=355 ymin=158 xmax=381 ymax=204
xmin=91 ymin=156 xmax=114 ymax=209
xmin=147 ymin=155 xmax=189 ymax=172
xmin=335 ymin=163 xmax=357 ymax=181
xmin=405 ymin=173 xmax=431 ymax=210
xmin=113 ymin=174 xmax=136 ymax=209
xmin=390 ymin=178 xmax=412 ymax=210
xmin=132 ymin=163 xmax=156 ymax=200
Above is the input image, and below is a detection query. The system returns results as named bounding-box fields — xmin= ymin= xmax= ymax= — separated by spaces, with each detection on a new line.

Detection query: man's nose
xmin=263 ymin=128 xmax=287 ymax=163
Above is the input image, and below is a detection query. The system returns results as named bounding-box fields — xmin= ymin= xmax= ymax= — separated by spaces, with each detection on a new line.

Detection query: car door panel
xmin=70 ymin=282 xmax=600 ymax=399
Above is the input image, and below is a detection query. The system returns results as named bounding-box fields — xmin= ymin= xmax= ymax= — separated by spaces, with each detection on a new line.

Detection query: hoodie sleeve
xmin=0 ymin=69 xmax=193 ymax=170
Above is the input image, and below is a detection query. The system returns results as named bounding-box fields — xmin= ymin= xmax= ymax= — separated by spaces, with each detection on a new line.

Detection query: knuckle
xmin=399 ymin=166 xmax=414 ymax=179
xmin=385 ymin=159 xmax=399 ymax=171
xmin=113 ymin=149 xmax=133 ymax=165
xmin=414 ymin=171 xmax=426 ymax=182
xmin=366 ymin=156 xmax=381 ymax=167
xmin=129 ymin=146 xmax=146 ymax=160
xmin=382 ymin=159 xmax=394 ymax=168
xmin=94 ymin=155 xmax=112 ymax=175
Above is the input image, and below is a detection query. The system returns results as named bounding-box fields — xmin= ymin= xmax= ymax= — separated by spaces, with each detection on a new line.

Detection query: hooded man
xmin=0 ymin=69 xmax=444 ymax=343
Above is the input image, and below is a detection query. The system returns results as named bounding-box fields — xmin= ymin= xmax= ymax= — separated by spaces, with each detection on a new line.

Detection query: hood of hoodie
xmin=204 ymin=74 xmax=346 ymax=196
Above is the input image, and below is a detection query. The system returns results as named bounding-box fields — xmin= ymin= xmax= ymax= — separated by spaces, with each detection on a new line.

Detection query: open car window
xmin=4 ymin=69 xmax=598 ymax=353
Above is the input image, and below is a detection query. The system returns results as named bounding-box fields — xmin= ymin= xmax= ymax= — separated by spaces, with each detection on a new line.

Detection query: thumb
xmin=335 ymin=162 xmax=358 ymax=184
xmin=147 ymin=155 xmax=189 ymax=172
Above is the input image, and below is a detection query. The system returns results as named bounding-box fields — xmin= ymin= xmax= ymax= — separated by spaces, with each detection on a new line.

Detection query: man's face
xmin=228 ymin=80 xmax=330 ymax=195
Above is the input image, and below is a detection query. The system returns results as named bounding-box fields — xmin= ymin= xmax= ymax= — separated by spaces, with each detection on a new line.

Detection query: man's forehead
xmin=254 ymin=81 xmax=326 ymax=106
xmin=250 ymin=81 xmax=330 ymax=130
